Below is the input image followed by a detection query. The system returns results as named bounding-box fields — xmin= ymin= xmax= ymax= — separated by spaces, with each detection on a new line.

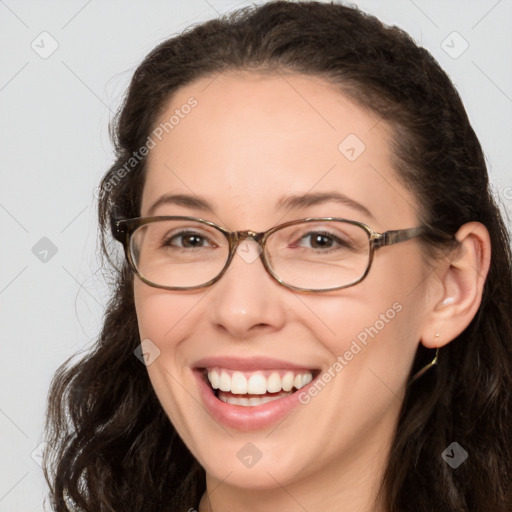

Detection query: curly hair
xmin=43 ymin=2 xmax=512 ymax=511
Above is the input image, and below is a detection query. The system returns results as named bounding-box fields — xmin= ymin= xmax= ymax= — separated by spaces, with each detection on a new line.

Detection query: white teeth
xmin=231 ymin=372 xmax=247 ymax=394
xmin=206 ymin=368 xmax=314 ymax=395
xmin=266 ymin=372 xmax=282 ymax=393
xmin=281 ymin=372 xmax=294 ymax=392
xmin=219 ymin=391 xmax=292 ymax=406
xmin=302 ymin=373 xmax=313 ymax=386
xmin=219 ymin=371 xmax=231 ymax=392
xmin=248 ymin=373 xmax=267 ymax=394
xmin=208 ymin=369 xmax=219 ymax=389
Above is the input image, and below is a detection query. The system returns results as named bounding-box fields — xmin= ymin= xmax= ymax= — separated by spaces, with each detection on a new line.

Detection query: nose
xmin=206 ymin=238 xmax=287 ymax=339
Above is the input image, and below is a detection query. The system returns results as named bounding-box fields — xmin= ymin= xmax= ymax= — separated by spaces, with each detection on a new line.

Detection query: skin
xmin=133 ymin=71 xmax=490 ymax=512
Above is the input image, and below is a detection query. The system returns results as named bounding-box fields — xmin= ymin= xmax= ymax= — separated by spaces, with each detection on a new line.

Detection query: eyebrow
xmin=276 ymin=191 xmax=374 ymax=220
xmin=146 ymin=191 xmax=374 ymax=220
xmin=147 ymin=193 xmax=214 ymax=216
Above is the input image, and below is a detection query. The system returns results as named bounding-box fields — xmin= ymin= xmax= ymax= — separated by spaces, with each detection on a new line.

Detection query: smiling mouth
xmin=200 ymin=367 xmax=320 ymax=407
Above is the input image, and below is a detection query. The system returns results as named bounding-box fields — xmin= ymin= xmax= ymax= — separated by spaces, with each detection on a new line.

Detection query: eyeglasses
xmin=111 ymin=215 xmax=427 ymax=293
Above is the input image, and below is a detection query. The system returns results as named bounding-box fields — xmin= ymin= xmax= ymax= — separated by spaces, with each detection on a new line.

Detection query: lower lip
xmin=193 ymin=369 xmax=316 ymax=431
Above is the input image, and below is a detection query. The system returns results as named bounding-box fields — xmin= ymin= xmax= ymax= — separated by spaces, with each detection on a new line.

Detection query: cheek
xmin=134 ymin=280 xmax=206 ymax=342
xmin=299 ymin=293 xmax=412 ymax=360
xmin=133 ymin=283 xmax=200 ymax=396
xmin=298 ymin=254 xmax=427 ymax=385
xmin=133 ymin=282 xmax=207 ymax=444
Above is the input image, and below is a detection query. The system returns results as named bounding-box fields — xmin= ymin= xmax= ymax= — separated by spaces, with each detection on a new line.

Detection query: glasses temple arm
xmin=109 ymin=215 xmax=127 ymax=242
xmin=374 ymin=227 xmax=426 ymax=248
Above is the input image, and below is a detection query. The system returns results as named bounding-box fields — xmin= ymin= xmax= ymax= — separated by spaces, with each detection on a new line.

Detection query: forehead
xmin=141 ymin=71 xmax=419 ymax=230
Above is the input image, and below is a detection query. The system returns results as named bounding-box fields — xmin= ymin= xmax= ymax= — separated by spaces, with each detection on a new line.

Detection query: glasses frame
xmin=111 ymin=215 xmax=427 ymax=293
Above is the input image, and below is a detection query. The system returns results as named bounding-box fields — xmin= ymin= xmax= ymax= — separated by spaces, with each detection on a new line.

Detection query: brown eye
xmin=163 ymin=231 xmax=213 ymax=249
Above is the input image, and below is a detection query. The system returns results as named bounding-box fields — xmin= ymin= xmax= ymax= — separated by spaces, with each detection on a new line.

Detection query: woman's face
xmin=134 ymin=72 xmax=434 ymax=495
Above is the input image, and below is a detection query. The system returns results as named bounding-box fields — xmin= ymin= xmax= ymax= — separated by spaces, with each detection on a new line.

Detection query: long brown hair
xmin=44 ymin=2 xmax=512 ymax=510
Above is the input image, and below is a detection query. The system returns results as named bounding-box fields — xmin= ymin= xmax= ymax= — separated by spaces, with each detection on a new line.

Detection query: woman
xmin=44 ymin=1 xmax=512 ymax=511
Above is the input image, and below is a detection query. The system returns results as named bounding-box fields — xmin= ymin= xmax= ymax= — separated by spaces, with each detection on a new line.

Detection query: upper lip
xmin=193 ymin=356 xmax=319 ymax=372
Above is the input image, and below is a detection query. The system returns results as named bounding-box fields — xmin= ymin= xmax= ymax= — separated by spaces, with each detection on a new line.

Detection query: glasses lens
xmin=130 ymin=219 xmax=229 ymax=288
xmin=266 ymin=220 xmax=370 ymax=290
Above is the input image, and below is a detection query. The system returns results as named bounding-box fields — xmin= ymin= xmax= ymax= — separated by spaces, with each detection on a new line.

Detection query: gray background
xmin=1 ymin=0 xmax=511 ymax=509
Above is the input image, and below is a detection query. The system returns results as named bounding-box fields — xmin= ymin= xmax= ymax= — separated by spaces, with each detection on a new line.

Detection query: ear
xmin=420 ymin=222 xmax=491 ymax=349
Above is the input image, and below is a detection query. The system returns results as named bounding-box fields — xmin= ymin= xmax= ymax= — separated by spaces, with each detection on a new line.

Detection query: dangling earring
xmin=409 ymin=334 xmax=440 ymax=384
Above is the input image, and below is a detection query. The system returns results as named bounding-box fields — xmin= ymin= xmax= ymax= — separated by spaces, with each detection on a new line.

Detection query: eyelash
xmin=162 ymin=230 xmax=354 ymax=252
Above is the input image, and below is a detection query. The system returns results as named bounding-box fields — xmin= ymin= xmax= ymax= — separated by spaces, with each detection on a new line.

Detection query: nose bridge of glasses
xmin=230 ymin=229 xmax=265 ymax=247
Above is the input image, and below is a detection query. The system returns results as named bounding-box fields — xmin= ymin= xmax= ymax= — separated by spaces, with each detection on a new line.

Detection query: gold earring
xmin=409 ymin=336 xmax=440 ymax=384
